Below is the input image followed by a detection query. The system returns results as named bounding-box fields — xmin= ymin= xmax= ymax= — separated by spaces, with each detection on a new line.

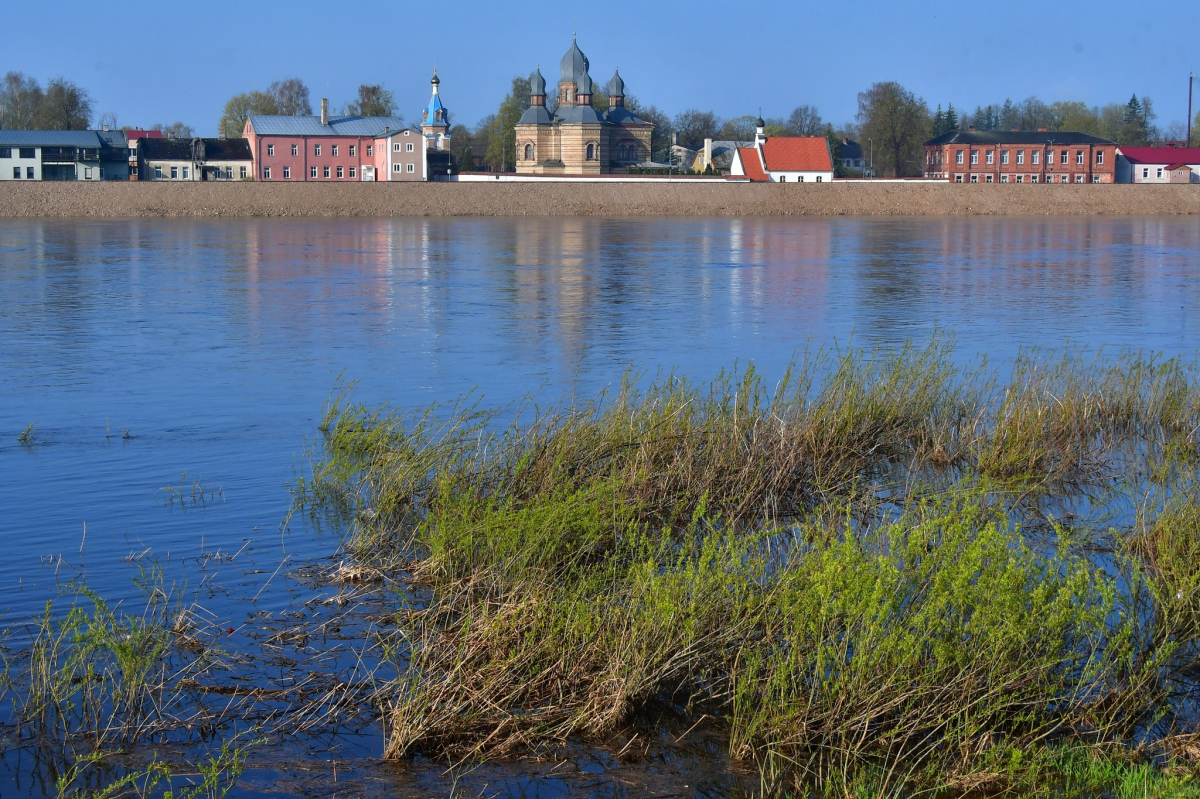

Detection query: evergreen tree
xmin=932 ymin=105 xmax=945 ymax=136
xmin=945 ymin=104 xmax=959 ymax=133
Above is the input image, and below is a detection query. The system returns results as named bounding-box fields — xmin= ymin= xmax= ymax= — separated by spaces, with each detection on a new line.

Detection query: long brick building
xmin=924 ymin=129 xmax=1117 ymax=184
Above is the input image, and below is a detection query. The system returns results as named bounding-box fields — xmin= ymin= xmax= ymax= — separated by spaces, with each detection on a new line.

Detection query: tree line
xmin=2 ymin=71 xmax=195 ymax=137
xmin=218 ymin=79 xmax=400 ymax=139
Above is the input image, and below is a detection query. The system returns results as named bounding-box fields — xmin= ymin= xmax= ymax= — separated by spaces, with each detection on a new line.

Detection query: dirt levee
xmin=1 ymin=181 xmax=1198 ymax=217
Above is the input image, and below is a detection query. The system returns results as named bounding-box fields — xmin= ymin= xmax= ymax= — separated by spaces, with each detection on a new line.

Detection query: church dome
xmin=576 ymin=71 xmax=594 ymax=96
xmin=530 ymin=67 xmax=546 ymax=96
xmin=560 ymin=38 xmax=590 ymax=84
xmin=608 ymin=69 xmax=624 ymax=97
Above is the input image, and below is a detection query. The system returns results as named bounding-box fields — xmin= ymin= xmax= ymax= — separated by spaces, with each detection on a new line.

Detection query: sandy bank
xmin=1 ymin=181 xmax=1198 ymax=218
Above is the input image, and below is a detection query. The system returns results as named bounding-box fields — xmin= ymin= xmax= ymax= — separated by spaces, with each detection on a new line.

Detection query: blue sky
xmin=6 ymin=0 xmax=1198 ymax=136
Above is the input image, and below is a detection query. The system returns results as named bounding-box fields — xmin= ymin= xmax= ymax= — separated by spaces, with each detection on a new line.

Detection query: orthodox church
xmin=514 ymin=38 xmax=653 ymax=175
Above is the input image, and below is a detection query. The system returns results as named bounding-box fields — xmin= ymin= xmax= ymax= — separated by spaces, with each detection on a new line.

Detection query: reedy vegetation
xmin=299 ymin=340 xmax=1200 ymax=795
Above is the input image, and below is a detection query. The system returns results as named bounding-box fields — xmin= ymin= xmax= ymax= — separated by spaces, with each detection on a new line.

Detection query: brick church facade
xmin=514 ymin=38 xmax=653 ymax=176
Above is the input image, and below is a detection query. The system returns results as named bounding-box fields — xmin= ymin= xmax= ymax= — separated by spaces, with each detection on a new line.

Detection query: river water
xmin=1 ymin=216 xmax=1199 ymax=796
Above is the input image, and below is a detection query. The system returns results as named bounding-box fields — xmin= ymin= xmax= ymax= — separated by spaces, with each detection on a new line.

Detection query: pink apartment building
xmin=243 ymin=74 xmax=452 ymax=182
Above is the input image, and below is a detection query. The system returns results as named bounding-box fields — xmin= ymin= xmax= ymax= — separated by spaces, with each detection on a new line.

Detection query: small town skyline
xmin=3 ymin=0 xmax=1198 ymax=139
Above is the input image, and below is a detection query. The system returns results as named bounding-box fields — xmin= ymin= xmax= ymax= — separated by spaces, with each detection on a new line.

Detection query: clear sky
xmin=5 ymin=0 xmax=1198 ymax=136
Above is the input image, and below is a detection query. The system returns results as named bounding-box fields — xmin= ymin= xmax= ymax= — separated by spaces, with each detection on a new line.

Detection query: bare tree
xmin=786 ymin=105 xmax=824 ymax=136
xmin=345 ymin=85 xmax=398 ymax=118
xmin=0 ymin=72 xmax=44 ymax=130
xmin=672 ymin=109 xmax=721 ymax=147
xmin=97 ymin=111 xmax=119 ymax=130
xmin=268 ymin=78 xmax=312 ymax=116
xmin=153 ymin=121 xmax=195 ymax=139
xmin=37 ymin=77 xmax=92 ymax=130
xmin=717 ymin=115 xmax=759 ymax=141
xmin=856 ymin=82 xmax=931 ymax=178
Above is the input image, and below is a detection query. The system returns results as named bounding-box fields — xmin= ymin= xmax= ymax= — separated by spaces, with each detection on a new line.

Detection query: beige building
xmin=514 ymin=38 xmax=652 ymax=176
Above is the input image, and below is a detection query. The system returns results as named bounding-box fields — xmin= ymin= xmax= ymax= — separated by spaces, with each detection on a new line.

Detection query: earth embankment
xmin=1 ymin=181 xmax=1198 ymax=217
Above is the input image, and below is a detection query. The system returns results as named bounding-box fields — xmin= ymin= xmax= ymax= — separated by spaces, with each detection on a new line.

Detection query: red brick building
xmin=924 ymin=129 xmax=1117 ymax=184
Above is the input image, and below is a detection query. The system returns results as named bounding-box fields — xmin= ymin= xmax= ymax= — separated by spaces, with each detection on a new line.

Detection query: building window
xmin=525 ymin=143 xmax=534 ymax=160
xmin=262 ymin=166 xmax=271 ymax=179
xmin=955 ymin=174 xmax=964 ymax=183
xmin=1016 ymin=174 xmax=1024 ymax=183
xmin=223 ymin=166 xmax=231 ymax=179
xmin=332 ymin=145 xmax=339 ymax=157
xmin=311 ymin=166 xmax=318 ymax=178
xmin=283 ymin=166 xmax=291 ymax=179
xmin=970 ymin=151 xmax=978 ymax=165
xmin=240 ymin=166 xmax=247 ymax=178
xmin=406 ymin=143 xmax=414 ymax=152
xmin=407 ymin=163 xmax=415 ymax=173
xmin=1092 ymin=175 xmax=1101 ymax=183
xmin=349 ymin=145 xmax=356 ymax=156
xmin=779 ymin=176 xmax=787 ymax=183
xmin=1061 ymin=174 xmax=1070 ymax=183
xmin=267 ymin=144 xmax=275 ymax=156
xmin=985 ymin=174 xmax=993 ymax=183
xmin=587 ymin=143 xmax=596 ymax=160
xmin=1060 ymin=150 xmax=1068 ymax=165
xmin=394 ymin=143 xmax=401 ymax=152
xmin=970 ymin=174 xmax=978 ymax=183
xmin=955 ymin=150 xmax=964 ymax=164
xmin=1142 ymin=168 xmax=1150 ymax=179
xmin=337 ymin=166 xmax=344 ymax=178
xmin=155 ymin=166 xmax=163 ymax=179
xmin=314 ymin=144 xmax=321 ymax=156
xmin=182 ymin=167 xmax=188 ymax=179
xmin=1095 ymin=150 xmax=1104 ymax=165
xmin=1001 ymin=150 xmax=1009 ymax=165
xmin=1030 ymin=174 xmax=1038 ymax=183
xmin=1075 ymin=174 xmax=1084 ymax=183
xmin=291 ymin=144 xmax=298 ymax=156
xmin=171 ymin=166 xmax=178 ymax=179
xmin=985 ymin=151 xmax=994 ymax=165
xmin=323 ymin=166 xmax=330 ymax=178
xmin=11 ymin=167 xmax=18 ymax=179
xmin=1001 ymin=174 xmax=1009 ymax=183
xmin=1032 ymin=151 xmax=1040 ymax=165
xmin=349 ymin=166 xmax=356 ymax=178
xmin=0 ymin=148 xmax=10 ymax=158
xmin=393 ymin=163 xmax=401 ymax=173
xmin=815 ymin=175 xmax=823 ymax=182
xmin=367 ymin=145 xmax=373 ymax=156
xmin=1076 ymin=150 xmax=1084 ymax=165
xmin=1156 ymin=168 xmax=1163 ymax=179
xmin=1017 ymin=150 xmax=1025 ymax=165
xmin=20 ymin=148 xmax=35 ymax=159
xmin=26 ymin=167 xmax=34 ymax=179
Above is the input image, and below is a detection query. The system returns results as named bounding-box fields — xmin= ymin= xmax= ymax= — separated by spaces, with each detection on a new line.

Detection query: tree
xmin=857 ymin=81 xmax=931 ymax=178
xmin=1049 ymin=101 xmax=1100 ymax=135
xmin=717 ymin=115 xmax=759 ymax=141
xmin=448 ymin=123 xmax=475 ymax=171
xmin=154 ymin=121 xmax=195 ymax=139
xmin=268 ymin=77 xmax=312 ymax=116
xmin=672 ymin=109 xmax=721 ymax=147
xmin=785 ymin=105 xmax=824 ymax=136
xmin=1015 ymin=97 xmax=1052 ymax=131
xmin=97 ymin=111 xmax=118 ymax=130
xmin=944 ymin=104 xmax=959 ymax=134
xmin=483 ymin=76 xmax=531 ymax=172
xmin=37 ymin=77 xmax=92 ymax=130
xmin=346 ymin=84 xmax=398 ymax=118
xmin=0 ymin=72 xmax=44 ymax=130
xmin=999 ymin=98 xmax=1019 ymax=131
xmin=592 ymin=90 xmax=610 ymax=113
xmin=825 ymin=123 xmax=846 ymax=177
xmin=627 ymin=100 xmax=671 ymax=162
xmin=1113 ymin=94 xmax=1156 ymax=145
xmin=219 ymin=91 xmax=279 ymax=139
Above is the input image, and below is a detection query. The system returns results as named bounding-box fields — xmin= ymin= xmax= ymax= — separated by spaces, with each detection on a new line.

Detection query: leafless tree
xmin=268 ymin=78 xmax=312 ymax=116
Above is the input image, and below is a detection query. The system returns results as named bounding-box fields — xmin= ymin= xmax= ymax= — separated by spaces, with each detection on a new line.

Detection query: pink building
xmin=244 ymin=76 xmax=453 ymax=182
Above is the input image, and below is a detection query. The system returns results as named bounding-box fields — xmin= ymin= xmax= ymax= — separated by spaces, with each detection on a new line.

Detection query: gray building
xmin=138 ymin=138 xmax=253 ymax=181
xmin=0 ymin=130 xmax=129 ymax=181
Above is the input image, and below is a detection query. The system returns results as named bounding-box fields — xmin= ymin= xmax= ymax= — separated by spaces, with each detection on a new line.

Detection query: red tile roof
xmin=761 ymin=137 xmax=833 ymax=172
xmin=1119 ymin=146 xmax=1200 ymax=164
xmin=736 ymin=147 xmax=769 ymax=181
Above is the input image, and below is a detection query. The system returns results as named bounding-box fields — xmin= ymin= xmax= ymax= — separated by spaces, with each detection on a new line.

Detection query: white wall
xmin=0 ymin=147 xmax=41 ymax=180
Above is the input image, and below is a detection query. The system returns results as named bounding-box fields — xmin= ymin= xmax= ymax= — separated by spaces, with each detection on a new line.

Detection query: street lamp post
xmin=867 ymin=138 xmax=874 ymax=179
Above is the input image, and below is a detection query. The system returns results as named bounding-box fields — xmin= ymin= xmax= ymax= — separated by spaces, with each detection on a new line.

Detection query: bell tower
xmin=421 ymin=70 xmax=450 ymax=152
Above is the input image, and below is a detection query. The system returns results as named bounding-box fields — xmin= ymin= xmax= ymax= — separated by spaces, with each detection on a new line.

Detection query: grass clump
xmin=297 ymin=340 xmax=1200 ymax=795
xmin=17 ymin=422 xmax=36 ymax=446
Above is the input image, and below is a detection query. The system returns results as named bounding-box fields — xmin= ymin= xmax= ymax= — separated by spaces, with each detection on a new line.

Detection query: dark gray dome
xmin=576 ymin=71 xmax=594 ymax=96
xmin=756 ymin=117 xmax=765 ymax=128
xmin=608 ymin=69 xmax=624 ymax=97
xmin=530 ymin=68 xmax=546 ymax=96
xmin=560 ymin=38 xmax=589 ymax=84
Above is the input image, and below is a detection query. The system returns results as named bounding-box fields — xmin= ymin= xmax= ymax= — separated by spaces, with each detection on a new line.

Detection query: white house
xmin=1116 ymin=146 xmax=1200 ymax=184
xmin=729 ymin=120 xmax=834 ymax=183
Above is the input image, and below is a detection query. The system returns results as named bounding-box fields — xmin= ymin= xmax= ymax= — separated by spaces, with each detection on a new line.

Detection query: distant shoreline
xmin=1 ymin=182 xmax=1198 ymax=218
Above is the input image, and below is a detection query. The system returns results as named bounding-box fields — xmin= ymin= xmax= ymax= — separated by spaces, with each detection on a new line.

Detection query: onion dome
xmin=560 ymin=37 xmax=590 ymax=84
xmin=756 ymin=116 xmax=765 ymax=128
xmin=576 ymin=71 xmax=594 ymax=96
xmin=530 ymin=67 xmax=546 ymax=96
xmin=608 ymin=69 xmax=624 ymax=97
xmin=431 ymin=69 xmax=440 ymax=87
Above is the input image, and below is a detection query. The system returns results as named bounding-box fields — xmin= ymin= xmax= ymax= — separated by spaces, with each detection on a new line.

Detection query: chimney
xmin=103 ymin=124 xmax=109 ymax=132
xmin=842 ymin=138 xmax=849 ymax=145
xmin=321 ymin=98 xmax=329 ymax=126
xmin=704 ymin=138 xmax=713 ymax=168
xmin=672 ymin=132 xmax=680 ymax=146
xmin=968 ymin=125 xmax=976 ymax=132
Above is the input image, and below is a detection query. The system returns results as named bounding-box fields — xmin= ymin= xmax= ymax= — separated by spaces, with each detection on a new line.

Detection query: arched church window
xmin=618 ymin=145 xmax=627 ymax=160
xmin=525 ymin=143 xmax=534 ymax=161
xmin=586 ymin=143 xmax=595 ymax=160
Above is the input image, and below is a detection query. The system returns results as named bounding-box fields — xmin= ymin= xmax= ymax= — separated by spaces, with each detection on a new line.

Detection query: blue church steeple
xmin=421 ymin=70 xmax=450 ymax=152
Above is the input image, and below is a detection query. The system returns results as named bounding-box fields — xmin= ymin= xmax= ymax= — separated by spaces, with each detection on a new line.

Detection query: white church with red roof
xmin=729 ymin=118 xmax=834 ymax=183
